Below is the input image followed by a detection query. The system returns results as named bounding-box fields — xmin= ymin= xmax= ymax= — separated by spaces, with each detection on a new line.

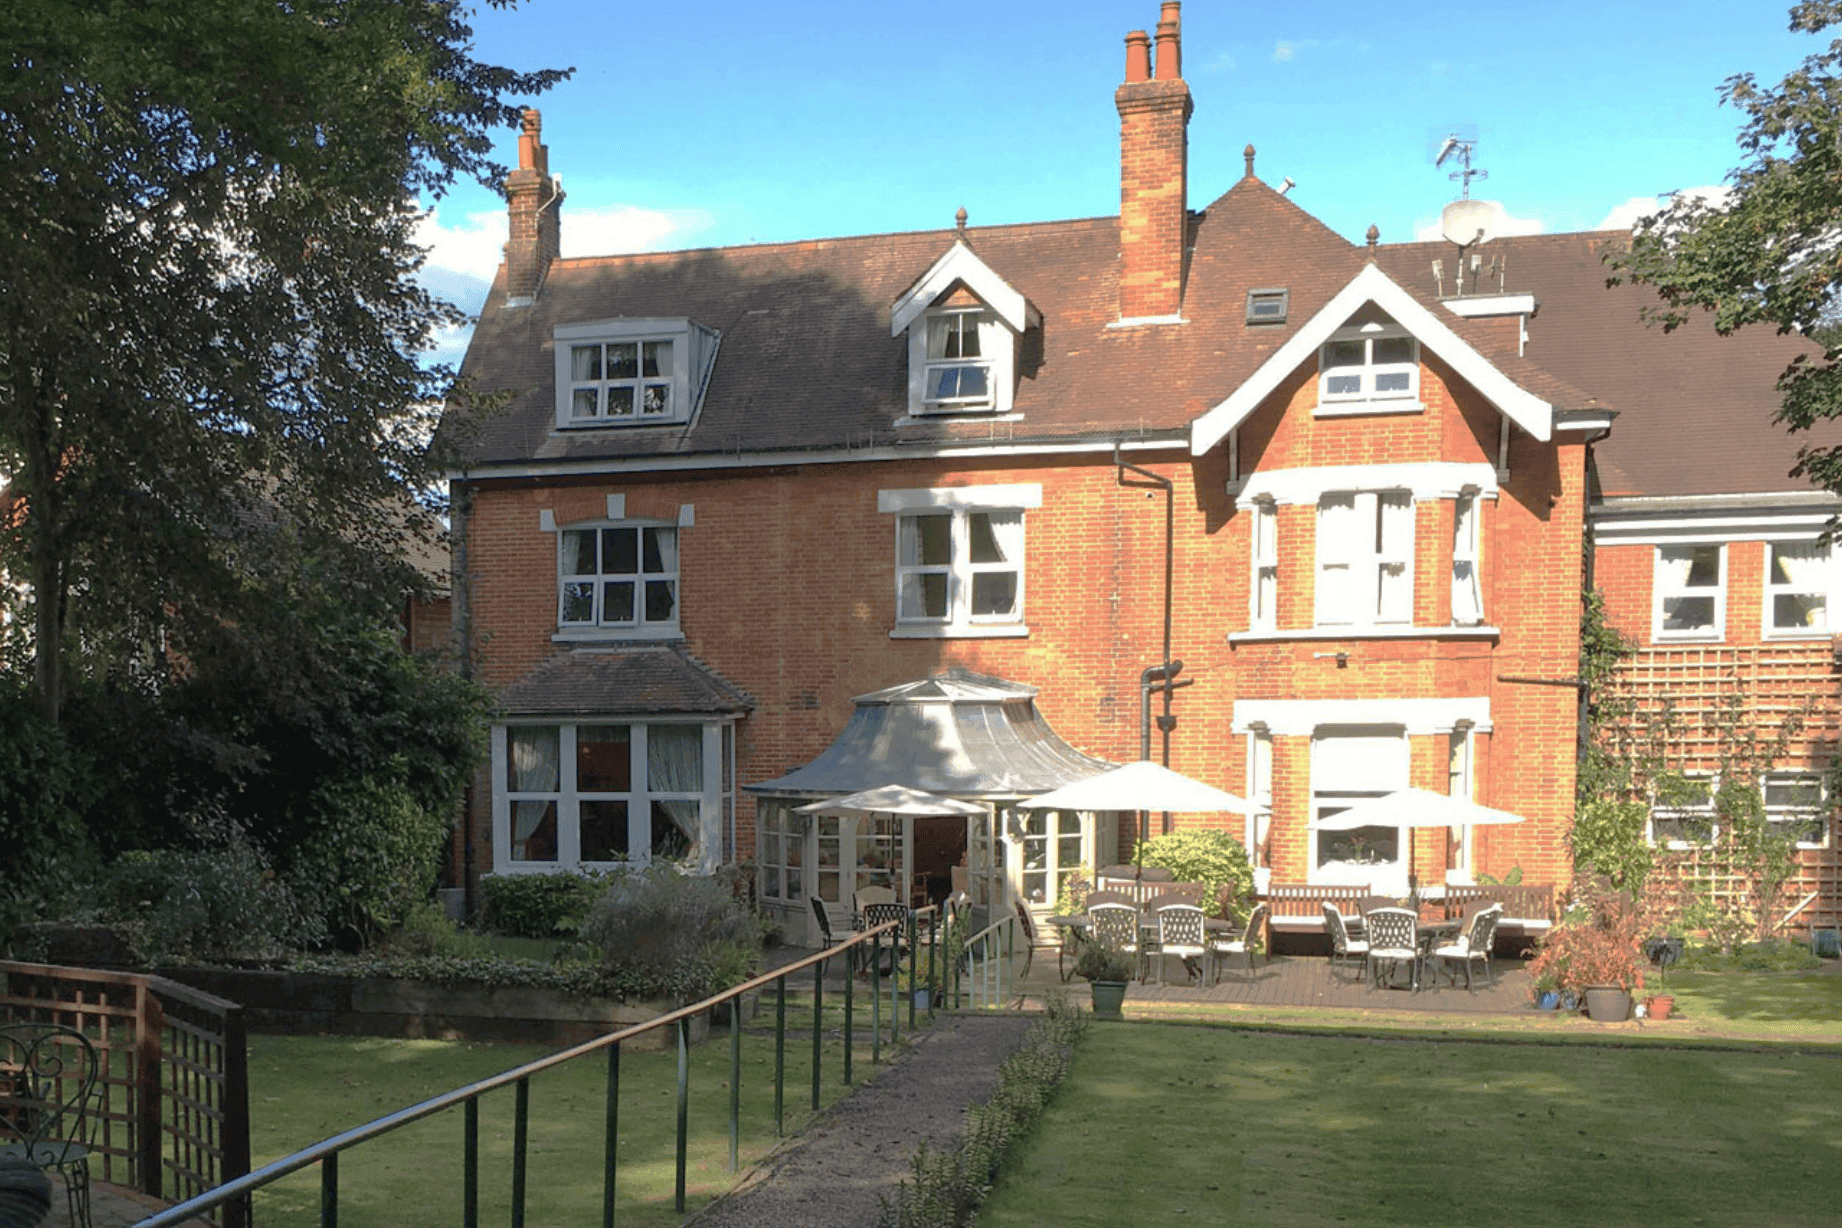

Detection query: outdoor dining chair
xmin=1086 ymin=902 xmax=1143 ymax=982
xmin=0 ymin=1022 xmax=100 ymax=1228
xmin=1363 ymin=906 xmax=1422 ymax=992
xmin=1011 ymin=900 xmax=1062 ymax=981
xmin=1152 ymin=903 xmax=1207 ymax=986
xmin=1433 ymin=904 xmax=1503 ymax=991
xmin=1208 ymin=902 xmax=1269 ymax=984
xmin=1322 ymin=901 xmax=1370 ymax=984
xmin=861 ymin=901 xmax=910 ymax=978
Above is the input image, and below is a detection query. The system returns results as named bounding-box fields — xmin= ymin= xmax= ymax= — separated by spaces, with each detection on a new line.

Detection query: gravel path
xmin=686 ymin=1013 xmax=1034 ymax=1228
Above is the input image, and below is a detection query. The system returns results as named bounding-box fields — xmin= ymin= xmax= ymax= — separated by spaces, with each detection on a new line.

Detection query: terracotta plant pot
xmin=1646 ymin=994 xmax=1674 ymax=1021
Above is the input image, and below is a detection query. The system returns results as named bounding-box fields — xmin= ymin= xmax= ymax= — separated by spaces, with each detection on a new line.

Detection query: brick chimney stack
xmin=505 ymin=108 xmax=563 ymax=303
xmin=1115 ymin=2 xmax=1192 ymax=321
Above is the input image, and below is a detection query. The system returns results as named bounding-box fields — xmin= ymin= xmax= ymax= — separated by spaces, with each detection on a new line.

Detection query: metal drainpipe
xmin=1116 ymin=445 xmax=1191 ymax=845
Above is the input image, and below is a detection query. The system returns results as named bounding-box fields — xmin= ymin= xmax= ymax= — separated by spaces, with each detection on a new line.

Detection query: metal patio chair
xmin=0 ymin=1023 xmax=100 ymax=1228
xmin=1434 ymin=904 xmax=1503 ymax=991
xmin=861 ymin=901 xmax=911 ymax=977
xmin=1086 ymin=902 xmax=1144 ymax=982
xmin=1322 ymin=901 xmax=1370 ymax=984
xmin=1152 ymin=903 xmax=1208 ymax=986
xmin=1208 ymin=902 xmax=1270 ymax=984
xmin=1363 ymin=907 xmax=1422 ymax=992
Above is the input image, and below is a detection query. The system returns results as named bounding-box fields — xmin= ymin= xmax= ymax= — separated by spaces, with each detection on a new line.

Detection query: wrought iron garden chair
xmin=1086 ymin=902 xmax=1144 ymax=982
xmin=1363 ymin=907 xmax=1422 ymax=992
xmin=1152 ymin=903 xmax=1208 ymax=986
xmin=1208 ymin=902 xmax=1270 ymax=984
xmin=861 ymin=901 xmax=911 ymax=978
xmin=1433 ymin=904 xmax=1503 ymax=991
xmin=1322 ymin=901 xmax=1370 ymax=984
xmin=0 ymin=1022 xmax=100 ymax=1228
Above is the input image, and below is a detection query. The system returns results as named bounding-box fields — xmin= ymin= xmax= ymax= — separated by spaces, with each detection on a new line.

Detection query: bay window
xmin=1315 ymin=491 xmax=1413 ymax=627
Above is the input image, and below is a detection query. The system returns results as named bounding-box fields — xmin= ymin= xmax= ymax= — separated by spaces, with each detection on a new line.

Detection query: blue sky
xmin=416 ymin=0 xmax=1824 ymax=364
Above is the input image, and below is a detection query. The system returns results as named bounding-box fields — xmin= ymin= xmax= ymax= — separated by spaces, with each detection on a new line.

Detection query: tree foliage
xmin=1609 ymin=3 xmax=1842 ymax=493
xmin=0 ymin=0 xmax=567 ymax=720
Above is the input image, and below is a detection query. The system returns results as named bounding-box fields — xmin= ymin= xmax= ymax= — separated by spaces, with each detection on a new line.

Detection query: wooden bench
xmin=1264 ymin=884 xmax=1372 ymax=930
xmin=1092 ymin=877 xmax=1210 ymax=910
xmin=1438 ymin=884 xmax=1556 ymax=934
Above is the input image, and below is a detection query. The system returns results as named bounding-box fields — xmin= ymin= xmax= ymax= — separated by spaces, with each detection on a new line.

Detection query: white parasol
xmin=1015 ymin=760 xmax=1254 ymax=814
xmin=1314 ymin=787 xmax=1526 ymax=891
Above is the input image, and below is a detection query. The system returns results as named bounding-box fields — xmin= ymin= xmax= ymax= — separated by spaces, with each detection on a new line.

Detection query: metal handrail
xmin=129 ymin=911 xmax=949 ymax=1228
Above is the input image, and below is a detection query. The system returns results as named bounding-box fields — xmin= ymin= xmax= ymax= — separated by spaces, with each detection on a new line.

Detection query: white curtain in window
xmin=509 ymin=727 xmax=560 ymax=857
xmin=1452 ymin=496 xmax=1481 ymax=625
xmin=1773 ymin=542 xmax=1824 ymax=589
xmin=1655 ymin=548 xmax=1695 ymax=590
xmin=647 ymin=726 xmax=709 ymax=870
xmin=1315 ymin=493 xmax=1358 ymax=624
xmin=979 ymin=509 xmax=1023 ymax=565
xmin=1376 ymin=493 xmax=1413 ymax=623
xmin=648 ymin=526 xmax=678 ymax=574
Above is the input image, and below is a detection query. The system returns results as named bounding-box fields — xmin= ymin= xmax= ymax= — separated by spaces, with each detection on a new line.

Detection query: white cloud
xmin=1411 ymin=199 xmax=1546 ymax=243
xmin=1272 ymin=39 xmax=1318 ymax=63
xmin=1594 ymin=185 xmax=1731 ymax=232
xmin=413 ymin=201 xmax=709 ymax=290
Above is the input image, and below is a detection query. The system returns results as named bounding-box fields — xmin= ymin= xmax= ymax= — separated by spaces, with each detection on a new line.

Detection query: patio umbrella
xmin=1313 ymin=787 xmax=1525 ymax=891
xmin=1014 ymin=760 xmax=1255 ymax=815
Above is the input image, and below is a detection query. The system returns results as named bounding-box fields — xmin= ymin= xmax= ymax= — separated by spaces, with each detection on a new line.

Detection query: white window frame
xmin=553 ymin=318 xmax=702 ymax=429
xmin=1764 ymin=771 xmax=1831 ymax=849
xmin=1315 ymin=490 xmax=1414 ymax=628
xmin=907 ymin=307 xmax=1016 ymax=416
xmin=1317 ymin=323 xmax=1419 ymax=413
xmin=1650 ymin=772 xmax=1830 ymax=850
xmin=1652 ymin=544 xmax=1725 ymax=642
xmin=1649 ymin=775 xmax=1716 ymax=848
xmin=1451 ymin=493 xmax=1484 ymax=626
xmin=1245 ymin=727 xmax=1273 ymax=868
xmin=1446 ymin=726 xmax=1475 ymax=882
xmin=1763 ymin=540 xmax=1836 ymax=639
xmin=1309 ymin=726 xmax=1410 ymax=894
xmin=1008 ymin=807 xmax=1089 ymax=909
xmin=1250 ymin=499 xmax=1278 ymax=631
xmin=557 ymin=520 xmax=679 ymax=635
xmin=491 ymin=721 xmax=731 ymax=874
xmin=879 ymin=485 xmax=1040 ymax=638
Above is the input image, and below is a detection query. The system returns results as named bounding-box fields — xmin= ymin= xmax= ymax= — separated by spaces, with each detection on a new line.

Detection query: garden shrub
xmin=383 ymin=900 xmax=490 ymax=959
xmin=576 ymin=863 xmax=761 ymax=1002
xmin=1133 ymin=829 xmax=1255 ymax=918
xmin=98 ymin=833 xmax=323 ymax=964
xmin=482 ymin=870 xmax=611 ymax=938
xmin=1675 ymin=937 xmax=1820 ymax=973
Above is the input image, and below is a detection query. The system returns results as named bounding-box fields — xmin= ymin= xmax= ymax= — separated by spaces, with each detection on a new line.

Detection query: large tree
xmin=1611 ymin=2 xmax=1842 ymax=491
xmin=0 ymin=0 xmax=566 ymax=721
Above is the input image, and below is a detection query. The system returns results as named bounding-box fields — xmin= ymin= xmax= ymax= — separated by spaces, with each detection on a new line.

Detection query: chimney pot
xmin=505 ymin=107 xmax=561 ymax=302
xmin=1124 ymin=30 xmax=1151 ymax=82
xmin=1154 ymin=2 xmax=1182 ymax=80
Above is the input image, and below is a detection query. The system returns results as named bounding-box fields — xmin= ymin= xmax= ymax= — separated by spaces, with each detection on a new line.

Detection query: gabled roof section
xmin=498 ymin=645 xmax=754 ymax=717
xmin=1189 ymin=261 xmax=1556 ymax=456
xmin=889 ymin=240 xmax=1040 ymax=337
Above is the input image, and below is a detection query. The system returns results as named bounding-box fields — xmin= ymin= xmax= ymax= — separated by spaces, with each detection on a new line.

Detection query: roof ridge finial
xmin=1243 ymin=143 xmax=1256 ymax=180
xmin=955 ymin=206 xmax=968 ymax=233
xmin=1366 ymin=224 xmax=1380 ymax=251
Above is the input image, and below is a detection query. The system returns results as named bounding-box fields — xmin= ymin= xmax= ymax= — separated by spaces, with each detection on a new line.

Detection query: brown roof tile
xmin=497 ymin=645 xmax=755 ymax=717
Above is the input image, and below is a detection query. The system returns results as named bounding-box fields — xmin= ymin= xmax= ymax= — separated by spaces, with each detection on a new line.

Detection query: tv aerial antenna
xmin=1433 ymin=134 xmax=1499 ymax=296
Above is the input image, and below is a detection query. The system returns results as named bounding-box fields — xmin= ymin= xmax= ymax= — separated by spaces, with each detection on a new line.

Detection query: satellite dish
xmin=1441 ymin=198 xmax=1499 ymax=248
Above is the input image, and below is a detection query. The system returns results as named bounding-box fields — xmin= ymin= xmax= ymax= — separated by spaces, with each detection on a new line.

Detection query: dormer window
xmin=923 ymin=309 xmax=999 ymax=412
xmin=1318 ymin=321 xmax=1419 ymax=413
xmin=891 ymin=241 xmax=1038 ymax=421
xmin=552 ymin=317 xmax=719 ymax=430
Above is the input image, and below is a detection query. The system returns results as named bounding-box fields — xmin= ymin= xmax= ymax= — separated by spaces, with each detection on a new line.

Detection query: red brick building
xmin=444 ymin=3 xmax=1840 ymax=941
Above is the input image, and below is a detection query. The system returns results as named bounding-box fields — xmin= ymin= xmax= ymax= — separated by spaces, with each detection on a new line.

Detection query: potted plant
xmin=1524 ymin=879 xmax=1654 ymax=1021
xmin=1072 ymin=941 xmax=1137 ymax=1020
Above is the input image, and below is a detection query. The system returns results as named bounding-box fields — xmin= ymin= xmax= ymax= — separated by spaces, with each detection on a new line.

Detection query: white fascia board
xmin=1443 ymin=293 xmax=1538 ymax=318
xmin=890 ymin=241 xmax=1038 ymax=337
xmin=1190 ymin=263 xmax=1554 ymax=456
xmin=877 ymin=483 xmax=1044 ymax=513
xmin=1231 ymin=696 xmax=1492 ymax=737
xmin=1235 ymin=461 xmax=1499 ymax=509
xmin=1592 ymin=496 xmax=1842 ymax=544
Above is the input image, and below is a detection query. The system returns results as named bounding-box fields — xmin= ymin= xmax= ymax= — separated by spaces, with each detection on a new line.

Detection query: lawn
xmin=980 ymin=1023 xmax=1842 ymax=1228
xmin=243 ymin=994 xmax=889 ymax=1228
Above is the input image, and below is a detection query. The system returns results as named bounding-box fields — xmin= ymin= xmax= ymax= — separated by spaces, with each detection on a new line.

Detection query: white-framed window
xmin=896 ymin=509 xmax=1022 ymax=627
xmin=906 ymin=306 xmax=1017 ymax=416
xmin=1245 ymin=727 xmax=1273 ymax=867
xmin=1764 ymin=772 xmax=1830 ymax=847
xmin=1447 ymin=726 xmax=1475 ymax=880
xmin=1250 ymin=499 xmax=1278 ymax=631
xmin=1011 ymin=808 xmax=1086 ymax=907
xmin=755 ymin=800 xmax=805 ymax=903
xmin=1649 ymin=776 xmax=1715 ymax=846
xmin=1765 ymin=541 xmax=1834 ymax=637
xmin=1451 ymin=493 xmax=1483 ymax=625
xmin=552 ymin=317 xmax=718 ymax=429
xmin=1315 ymin=491 xmax=1413 ymax=627
xmin=558 ymin=522 xmax=678 ymax=632
xmin=493 ymin=721 xmax=731 ymax=873
xmin=1311 ymin=727 xmax=1409 ymax=892
xmin=1653 ymin=544 xmax=1724 ymax=640
xmin=1318 ymin=325 xmax=1418 ymax=410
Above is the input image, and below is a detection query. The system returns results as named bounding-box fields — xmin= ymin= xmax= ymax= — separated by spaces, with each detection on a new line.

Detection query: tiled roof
xmin=496 ymin=644 xmax=754 ymax=716
xmin=1375 ymin=232 xmax=1837 ymax=500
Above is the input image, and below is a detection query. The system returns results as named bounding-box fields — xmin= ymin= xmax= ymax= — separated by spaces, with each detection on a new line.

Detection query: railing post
xmin=512 ymin=1077 xmax=530 ymax=1228
xmin=869 ymin=939 xmax=881 ymax=1066
xmin=774 ymin=973 xmax=786 ymax=1137
xmin=220 ymin=1004 xmax=251 ymax=1228
xmin=842 ymin=953 xmax=854 ymax=1086
xmin=906 ymin=911 xmax=916 ymax=1032
xmin=728 ymin=1006 xmax=741 ymax=1173
xmin=464 ymin=1098 xmax=479 ymax=1228
xmin=811 ymin=956 xmax=824 ymax=1112
xmin=135 ymin=985 xmax=165 ymax=1199
xmin=601 ymin=1041 xmax=619 ymax=1228
xmin=675 ymin=1016 xmax=690 ymax=1213
xmin=320 ymin=1152 xmax=337 ymax=1228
